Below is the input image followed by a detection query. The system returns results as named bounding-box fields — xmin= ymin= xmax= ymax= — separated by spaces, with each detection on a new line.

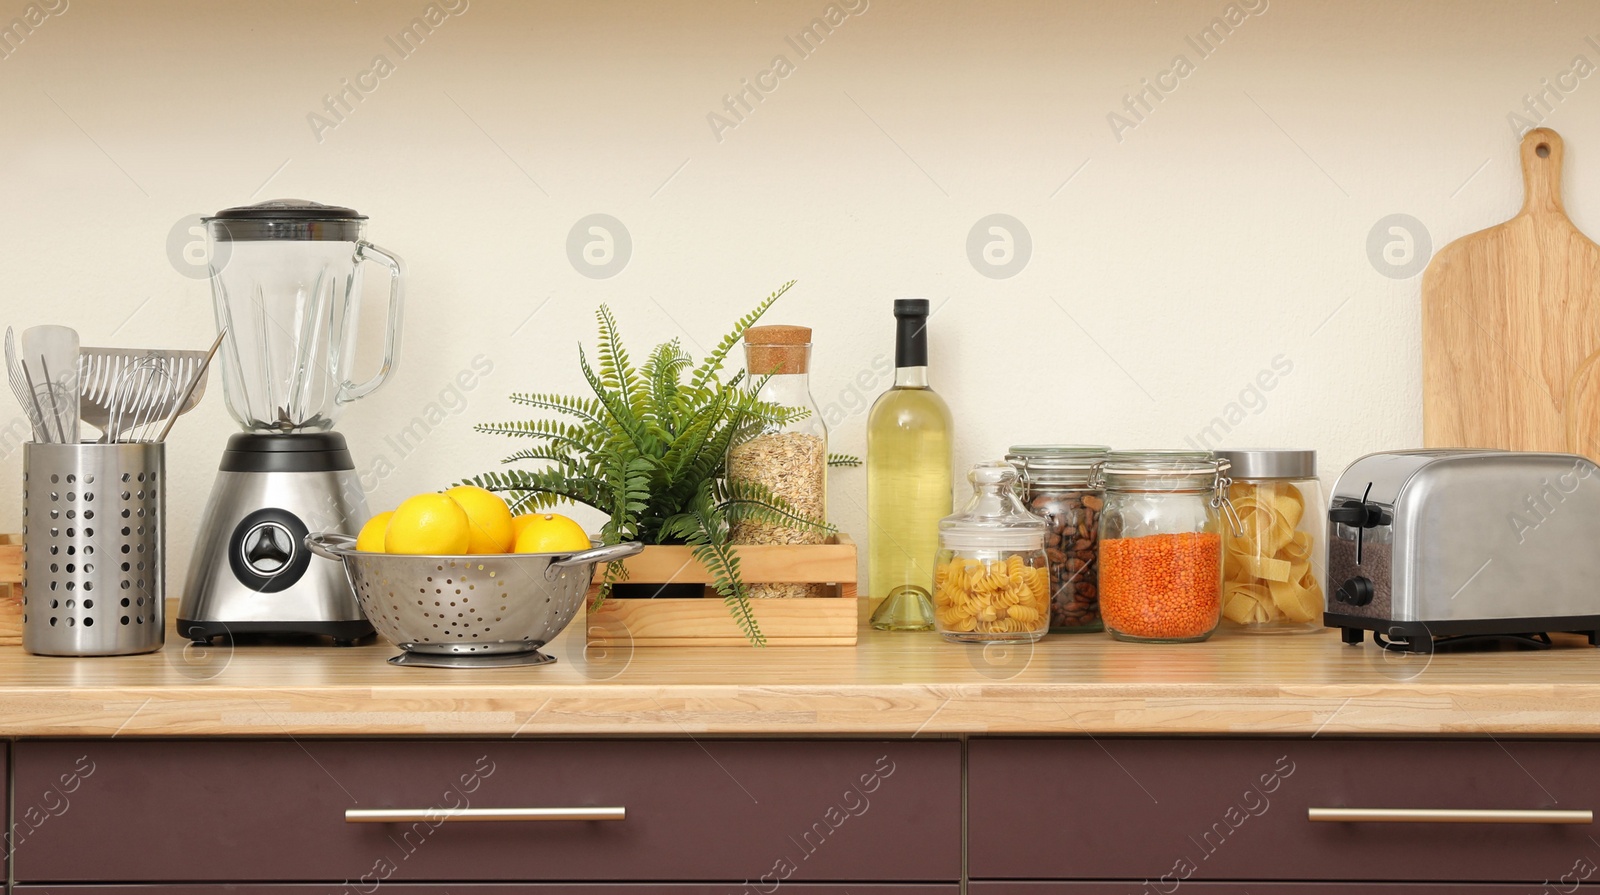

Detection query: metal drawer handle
xmin=1309 ymin=807 xmax=1592 ymax=825
xmin=346 ymin=807 xmax=625 ymax=823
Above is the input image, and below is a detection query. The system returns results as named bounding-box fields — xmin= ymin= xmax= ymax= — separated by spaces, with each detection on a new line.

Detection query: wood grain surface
xmin=0 ymin=601 xmax=1596 ymax=736
xmin=589 ymin=534 xmax=858 ymax=645
xmin=588 ymin=595 xmax=859 ymax=646
xmin=0 ymin=534 xmax=21 ymax=646
xmin=1424 ymin=127 xmax=1600 ymax=459
xmin=600 ymin=533 xmax=857 ymax=583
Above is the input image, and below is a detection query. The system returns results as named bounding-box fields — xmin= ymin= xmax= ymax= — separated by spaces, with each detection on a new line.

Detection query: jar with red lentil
xmin=932 ymin=462 xmax=1051 ymax=644
xmin=1095 ymin=453 xmax=1232 ymax=644
xmin=1005 ymin=445 xmax=1109 ymax=633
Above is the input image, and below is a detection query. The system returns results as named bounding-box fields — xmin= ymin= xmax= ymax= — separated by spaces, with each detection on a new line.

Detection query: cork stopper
xmin=744 ymin=324 xmax=812 ymax=375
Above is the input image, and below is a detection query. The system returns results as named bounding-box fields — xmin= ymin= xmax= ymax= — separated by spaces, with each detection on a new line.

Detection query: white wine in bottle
xmin=866 ymin=298 xmax=952 ymax=631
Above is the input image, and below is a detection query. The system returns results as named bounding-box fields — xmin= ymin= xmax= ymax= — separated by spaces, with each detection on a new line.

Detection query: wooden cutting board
xmin=1423 ymin=127 xmax=1600 ymax=461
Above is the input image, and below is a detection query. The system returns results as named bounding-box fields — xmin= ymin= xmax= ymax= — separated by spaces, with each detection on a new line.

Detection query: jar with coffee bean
xmin=1005 ymin=445 xmax=1110 ymax=633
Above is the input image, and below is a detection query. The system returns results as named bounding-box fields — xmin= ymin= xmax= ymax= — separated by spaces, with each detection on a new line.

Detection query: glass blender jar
xmin=207 ymin=200 xmax=404 ymax=431
xmin=178 ymin=199 xmax=405 ymax=645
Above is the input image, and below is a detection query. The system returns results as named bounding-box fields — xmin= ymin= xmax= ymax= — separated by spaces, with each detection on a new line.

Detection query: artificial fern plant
xmin=463 ymin=281 xmax=849 ymax=645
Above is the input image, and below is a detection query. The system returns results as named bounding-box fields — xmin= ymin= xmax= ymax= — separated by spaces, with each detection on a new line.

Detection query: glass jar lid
xmin=1005 ymin=444 xmax=1109 ymax=486
xmin=940 ymin=461 xmax=1047 ymax=551
xmin=1213 ymin=448 xmax=1315 ymax=479
xmin=1109 ymin=449 xmax=1214 ymax=462
xmin=1098 ymin=452 xmax=1229 ymax=493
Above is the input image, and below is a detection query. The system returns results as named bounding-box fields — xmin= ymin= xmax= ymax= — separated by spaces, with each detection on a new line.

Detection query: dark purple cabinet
xmin=971 ymin=886 xmax=1567 ymax=895
xmin=969 ymin=738 xmax=1600 ymax=883
xmin=12 ymin=739 xmax=960 ymax=884
xmin=19 ymin=888 xmax=962 ymax=895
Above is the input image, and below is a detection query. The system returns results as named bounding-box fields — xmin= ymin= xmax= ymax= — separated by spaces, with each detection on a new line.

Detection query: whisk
xmin=105 ymin=356 xmax=178 ymax=444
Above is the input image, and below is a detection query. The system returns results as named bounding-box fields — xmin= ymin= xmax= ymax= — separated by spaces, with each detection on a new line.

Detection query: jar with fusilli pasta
xmin=932 ymin=461 xmax=1051 ymax=643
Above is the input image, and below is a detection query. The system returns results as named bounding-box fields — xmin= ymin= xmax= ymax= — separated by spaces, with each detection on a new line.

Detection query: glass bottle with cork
xmin=867 ymin=299 xmax=953 ymax=631
xmin=728 ymin=324 xmax=829 ymax=598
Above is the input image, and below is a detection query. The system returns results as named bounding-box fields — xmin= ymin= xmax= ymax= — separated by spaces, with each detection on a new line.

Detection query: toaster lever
xmin=1331 ymin=485 xmax=1389 ymax=567
xmin=1329 ymin=501 xmax=1384 ymax=528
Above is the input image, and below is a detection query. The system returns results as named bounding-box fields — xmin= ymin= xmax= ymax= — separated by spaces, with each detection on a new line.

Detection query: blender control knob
xmin=243 ymin=525 xmax=293 ymax=574
xmin=1335 ymin=576 xmax=1374 ymax=606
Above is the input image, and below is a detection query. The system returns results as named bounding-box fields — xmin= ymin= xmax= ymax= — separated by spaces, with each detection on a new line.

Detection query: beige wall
xmin=0 ymin=0 xmax=1594 ymax=582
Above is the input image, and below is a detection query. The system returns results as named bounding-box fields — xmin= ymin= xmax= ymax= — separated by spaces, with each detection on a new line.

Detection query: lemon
xmin=355 ymin=511 xmax=393 ymax=553
xmin=445 ymin=485 xmax=515 ymax=554
xmin=511 ymin=513 xmax=539 ymax=541
xmin=512 ymin=513 xmax=591 ymax=554
xmin=385 ymin=493 xmax=471 ymax=555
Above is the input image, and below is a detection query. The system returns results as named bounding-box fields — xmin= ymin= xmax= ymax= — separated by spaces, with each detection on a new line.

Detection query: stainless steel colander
xmin=305 ymin=533 xmax=641 ymax=668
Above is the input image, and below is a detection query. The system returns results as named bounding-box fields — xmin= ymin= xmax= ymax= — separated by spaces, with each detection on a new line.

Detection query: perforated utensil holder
xmin=22 ymin=443 xmax=164 ymax=656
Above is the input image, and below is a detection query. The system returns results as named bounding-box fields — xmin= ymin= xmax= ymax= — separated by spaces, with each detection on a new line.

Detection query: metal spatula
xmin=79 ymin=347 xmax=210 ymax=442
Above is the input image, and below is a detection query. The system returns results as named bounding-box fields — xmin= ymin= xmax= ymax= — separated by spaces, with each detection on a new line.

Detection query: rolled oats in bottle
xmin=729 ymin=325 xmax=828 ymax=598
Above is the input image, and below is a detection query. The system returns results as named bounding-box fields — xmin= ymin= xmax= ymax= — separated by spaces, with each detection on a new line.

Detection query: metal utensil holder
xmin=23 ymin=443 xmax=164 ymax=656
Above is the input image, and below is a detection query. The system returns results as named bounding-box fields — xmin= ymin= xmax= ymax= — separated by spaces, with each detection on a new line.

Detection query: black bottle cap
xmin=894 ymin=298 xmax=929 ymax=317
xmin=893 ymin=298 xmax=929 ymax=368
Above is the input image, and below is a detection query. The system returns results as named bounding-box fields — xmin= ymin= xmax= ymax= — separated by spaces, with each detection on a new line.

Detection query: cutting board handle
xmin=1521 ymin=127 xmax=1565 ymax=217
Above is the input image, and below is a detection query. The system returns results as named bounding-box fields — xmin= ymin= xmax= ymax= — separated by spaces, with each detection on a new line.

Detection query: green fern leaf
xmin=686 ymin=281 xmax=794 ymax=397
xmin=719 ymin=478 xmax=834 ymax=534
xmin=507 ymin=393 xmax=607 ymax=426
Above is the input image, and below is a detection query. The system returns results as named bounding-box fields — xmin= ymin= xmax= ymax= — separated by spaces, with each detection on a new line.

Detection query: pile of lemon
xmin=356 ymin=485 xmax=592 ymax=555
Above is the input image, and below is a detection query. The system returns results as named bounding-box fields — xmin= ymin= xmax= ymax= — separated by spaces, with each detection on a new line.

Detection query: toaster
xmin=1326 ymin=449 xmax=1600 ymax=651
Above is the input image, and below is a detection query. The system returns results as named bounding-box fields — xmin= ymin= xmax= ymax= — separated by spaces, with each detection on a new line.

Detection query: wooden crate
xmin=0 ymin=534 xmax=22 ymax=645
xmin=586 ymin=533 xmax=858 ymax=646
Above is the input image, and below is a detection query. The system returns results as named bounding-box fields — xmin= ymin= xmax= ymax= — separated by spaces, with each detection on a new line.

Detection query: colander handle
xmin=550 ymin=542 xmax=644 ymax=570
xmin=305 ymin=531 xmax=357 ymax=561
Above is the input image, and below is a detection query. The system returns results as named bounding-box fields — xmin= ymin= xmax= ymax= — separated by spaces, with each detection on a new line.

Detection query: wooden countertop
xmin=3 ymin=607 xmax=1600 ymax=738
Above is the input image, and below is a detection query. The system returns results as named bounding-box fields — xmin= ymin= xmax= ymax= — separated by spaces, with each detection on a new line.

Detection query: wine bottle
xmin=866 ymin=298 xmax=952 ymax=631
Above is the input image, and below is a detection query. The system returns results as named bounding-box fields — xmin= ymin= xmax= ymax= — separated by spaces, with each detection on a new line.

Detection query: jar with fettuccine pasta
xmin=932 ymin=461 xmax=1051 ymax=643
xmin=1214 ymin=450 xmax=1326 ymax=632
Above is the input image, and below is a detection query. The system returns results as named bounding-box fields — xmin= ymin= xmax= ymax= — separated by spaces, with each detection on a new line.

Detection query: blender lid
xmin=205 ymin=199 xmax=367 ymax=241
xmin=208 ymin=199 xmax=366 ymax=221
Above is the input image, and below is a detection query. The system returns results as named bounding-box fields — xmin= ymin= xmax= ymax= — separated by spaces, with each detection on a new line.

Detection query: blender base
xmin=180 ymin=433 xmax=376 ymax=646
xmin=179 ymin=619 xmax=376 ymax=647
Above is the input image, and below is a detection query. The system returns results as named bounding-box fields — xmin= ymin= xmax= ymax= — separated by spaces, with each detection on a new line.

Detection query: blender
xmin=179 ymin=200 xmax=404 ymax=645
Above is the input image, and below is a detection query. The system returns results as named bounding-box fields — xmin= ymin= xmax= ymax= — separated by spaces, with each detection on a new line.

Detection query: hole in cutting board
xmin=1538 ymin=143 xmax=1551 ymax=158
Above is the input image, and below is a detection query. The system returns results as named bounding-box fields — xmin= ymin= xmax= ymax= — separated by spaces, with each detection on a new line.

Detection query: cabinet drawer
xmin=972 ymin=886 xmax=1566 ymax=894
xmin=21 ymin=888 xmax=961 ymax=895
xmin=970 ymin=738 xmax=1600 ymax=882
xmin=13 ymin=739 xmax=959 ymax=882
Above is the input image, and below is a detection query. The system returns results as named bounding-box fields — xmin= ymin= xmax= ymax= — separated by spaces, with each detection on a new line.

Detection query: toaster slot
xmin=1327 ymin=482 xmax=1395 ymax=638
